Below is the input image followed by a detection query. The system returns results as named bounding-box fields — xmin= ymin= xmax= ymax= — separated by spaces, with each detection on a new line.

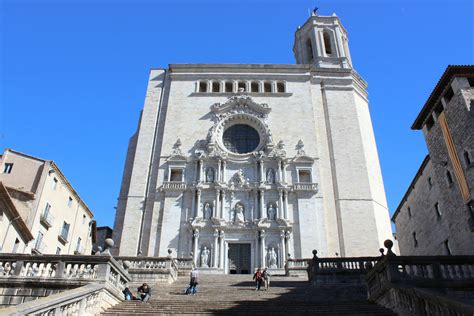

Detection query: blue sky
xmin=1 ymin=0 xmax=473 ymax=229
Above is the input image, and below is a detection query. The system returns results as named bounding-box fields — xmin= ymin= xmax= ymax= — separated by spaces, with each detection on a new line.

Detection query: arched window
xmin=238 ymin=81 xmax=246 ymax=92
xmin=264 ymin=82 xmax=272 ymax=93
xmin=212 ymin=81 xmax=220 ymax=93
xmin=251 ymin=81 xmax=259 ymax=93
xmin=199 ymin=81 xmax=208 ymax=93
xmin=223 ymin=124 xmax=260 ymax=154
xmin=225 ymin=82 xmax=233 ymax=93
xmin=276 ymin=82 xmax=285 ymax=93
xmin=306 ymin=38 xmax=314 ymax=61
xmin=323 ymin=31 xmax=333 ymax=56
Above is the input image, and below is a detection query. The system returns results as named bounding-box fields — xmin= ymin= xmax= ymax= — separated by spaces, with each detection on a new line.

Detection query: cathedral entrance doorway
xmin=228 ymin=243 xmax=251 ymax=274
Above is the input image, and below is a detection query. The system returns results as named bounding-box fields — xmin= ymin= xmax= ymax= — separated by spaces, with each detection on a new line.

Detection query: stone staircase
xmin=102 ymin=274 xmax=396 ymax=315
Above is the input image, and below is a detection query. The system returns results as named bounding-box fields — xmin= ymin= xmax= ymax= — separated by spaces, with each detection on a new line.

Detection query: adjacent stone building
xmin=393 ymin=65 xmax=474 ymax=255
xmin=113 ymin=12 xmax=393 ymax=273
xmin=0 ymin=149 xmax=95 ymax=255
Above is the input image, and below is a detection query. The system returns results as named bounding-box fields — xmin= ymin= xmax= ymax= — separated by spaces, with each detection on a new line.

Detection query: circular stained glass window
xmin=222 ymin=124 xmax=260 ymax=154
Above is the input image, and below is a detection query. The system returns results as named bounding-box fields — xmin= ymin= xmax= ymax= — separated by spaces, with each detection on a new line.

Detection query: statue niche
xmin=203 ymin=202 xmax=213 ymax=220
xmin=266 ymin=168 xmax=275 ymax=184
xmin=234 ymin=203 xmax=245 ymax=224
xmin=267 ymin=203 xmax=276 ymax=220
xmin=200 ymin=246 xmax=210 ymax=268
xmin=206 ymin=167 xmax=215 ymax=183
xmin=266 ymin=247 xmax=278 ymax=268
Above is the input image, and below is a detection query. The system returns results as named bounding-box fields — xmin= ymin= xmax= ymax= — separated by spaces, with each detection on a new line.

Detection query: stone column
xmin=191 ymin=189 xmax=196 ymax=219
xmin=283 ymin=191 xmax=289 ymax=219
xmin=194 ymin=161 xmax=199 ymax=182
xmin=280 ymin=231 xmax=286 ymax=269
xmin=282 ymin=161 xmax=287 ymax=183
xmin=259 ymin=190 xmax=265 ymax=219
xmin=222 ymin=161 xmax=226 ymax=182
xmin=278 ymin=190 xmax=284 ymax=219
xmin=215 ymin=190 xmax=220 ymax=218
xmin=213 ymin=230 xmax=219 ymax=268
xmin=259 ymin=161 xmax=264 ymax=184
xmin=219 ymin=230 xmax=225 ymax=269
xmin=221 ymin=191 xmax=226 ymax=219
xmin=217 ymin=160 xmax=221 ymax=183
xmin=254 ymin=161 xmax=259 ymax=183
xmin=260 ymin=230 xmax=266 ymax=268
xmin=196 ymin=189 xmax=201 ymax=218
xmin=254 ymin=190 xmax=259 ymax=219
xmin=193 ymin=229 xmax=199 ymax=266
xmin=285 ymin=231 xmax=291 ymax=260
xmin=199 ymin=160 xmax=204 ymax=182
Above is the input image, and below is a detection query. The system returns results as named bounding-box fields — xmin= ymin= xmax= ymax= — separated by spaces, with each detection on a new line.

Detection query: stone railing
xmin=366 ymin=240 xmax=474 ymax=316
xmin=116 ymin=256 xmax=179 ymax=284
xmin=292 ymin=183 xmax=318 ymax=192
xmin=0 ymin=253 xmax=131 ymax=312
xmin=161 ymin=181 xmax=187 ymax=191
xmin=175 ymin=257 xmax=194 ymax=276
xmin=285 ymin=258 xmax=310 ymax=277
xmin=308 ymin=252 xmax=380 ymax=284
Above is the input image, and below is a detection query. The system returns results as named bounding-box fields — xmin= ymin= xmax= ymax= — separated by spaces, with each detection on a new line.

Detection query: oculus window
xmin=223 ymin=124 xmax=260 ymax=154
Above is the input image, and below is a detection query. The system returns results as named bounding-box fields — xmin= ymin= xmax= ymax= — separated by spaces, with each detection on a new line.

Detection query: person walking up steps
xmin=263 ymin=267 xmax=271 ymax=291
xmin=253 ymin=268 xmax=263 ymax=291
xmin=137 ymin=283 xmax=151 ymax=303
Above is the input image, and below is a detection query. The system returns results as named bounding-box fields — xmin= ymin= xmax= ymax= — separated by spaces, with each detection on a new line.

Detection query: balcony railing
xmin=292 ymin=183 xmax=318 ymax=192
xmin=161 ymin=181 xmax=187 ymax=191
xmin=40 ymin=211 xmax=54 ymax=228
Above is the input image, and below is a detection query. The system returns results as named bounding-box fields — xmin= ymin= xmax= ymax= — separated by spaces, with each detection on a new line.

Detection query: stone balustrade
xmin=116 ymin=256 xmax=179 ymax=284
xmin=308 ymin=251 xmax=380 ymax=284
xmin=292 ymin=183 xmax=318 ymax=192
xmin=366 ymin=240 xmax=474 ymax=316
xmin=161 ymin=181 xmax=187 ymax=191
xmin=0 ymin=253 xmax=131 ymax=312
xmin=367 ymin=255 xmax=474 ymax=299
xmin=175 ymin=257 xmax=194 ymax=276
xmin=285 ymin=259 xmax=310 ymax=277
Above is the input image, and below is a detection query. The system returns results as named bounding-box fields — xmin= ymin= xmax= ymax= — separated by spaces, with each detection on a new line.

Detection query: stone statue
xmin=267 ymin=247 xmax=278 ymax=268
xmin=200 ymin=246 xmax=210 ymax=268
xmin=171 ymin=139 xmax=183 ymax=156
xmin=206 ymin=167 xmax=215 ymax=183
xmin=204 ymin=203 xmax=212 ymax=219
xmin=267 ymin=204 xmax=276 ymax=220
xmin=266 ymin=168 xmax=275 ymax=184
xmin=296 ymin=140 xmax=306 ymax=156
xmin=234 ymin=203 xmax=245 ymax=223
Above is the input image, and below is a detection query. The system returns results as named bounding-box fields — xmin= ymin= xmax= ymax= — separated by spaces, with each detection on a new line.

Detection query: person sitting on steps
xmin=137 ymin=283 xmax=151 ymax=303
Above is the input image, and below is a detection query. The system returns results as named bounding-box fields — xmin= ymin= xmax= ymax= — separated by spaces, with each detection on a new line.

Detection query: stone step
xmin=103 ymin=276 xmax=396 ymax=315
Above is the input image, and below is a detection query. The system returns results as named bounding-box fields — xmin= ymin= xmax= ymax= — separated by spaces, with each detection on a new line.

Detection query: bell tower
xmin=293 ymin=11 xmax=352 ymax=69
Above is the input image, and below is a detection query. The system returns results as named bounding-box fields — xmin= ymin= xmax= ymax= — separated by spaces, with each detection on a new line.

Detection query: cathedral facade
xmin=112 ymin=13 xmax=393 ymax=273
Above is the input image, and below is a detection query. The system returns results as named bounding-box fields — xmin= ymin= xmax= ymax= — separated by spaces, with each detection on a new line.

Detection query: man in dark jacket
xmin=137 ymin=283 xmax=151 ymax=303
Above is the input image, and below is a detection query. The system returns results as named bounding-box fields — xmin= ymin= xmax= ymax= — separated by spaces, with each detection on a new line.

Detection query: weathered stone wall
xmin=395 ymin=79 xmax=474 ymax=255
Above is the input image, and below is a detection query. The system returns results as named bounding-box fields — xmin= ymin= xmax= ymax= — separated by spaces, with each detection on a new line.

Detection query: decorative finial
xmin=311 ymin=7 xmax=319 ymax=16
xmin=384 ymin=239 xmax=396 ymax=257
xmin=379 ymin=248 xmax=385 ymax=257
xmin=312 ymin=249 xmax=318 ymax=259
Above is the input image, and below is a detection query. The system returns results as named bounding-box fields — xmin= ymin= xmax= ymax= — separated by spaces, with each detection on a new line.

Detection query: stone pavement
xmin=101 ymin=274 xmax=396 ymax=315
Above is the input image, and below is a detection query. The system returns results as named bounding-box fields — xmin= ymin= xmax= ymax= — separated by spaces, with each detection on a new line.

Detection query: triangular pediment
xmin=293 ymin=155 xmax=315 ymax=163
